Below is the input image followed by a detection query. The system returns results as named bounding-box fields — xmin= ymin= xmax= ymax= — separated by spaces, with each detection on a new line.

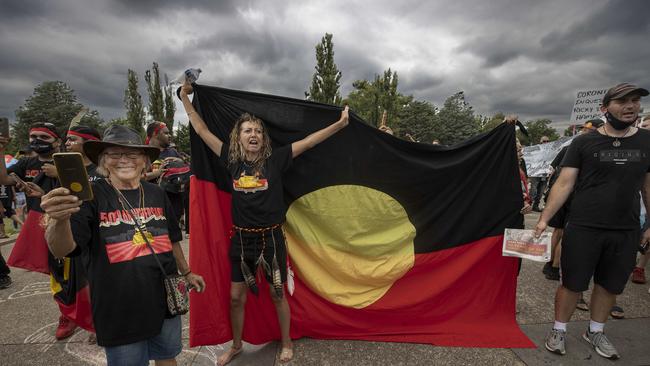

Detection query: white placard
xmin=569 ymin=88 xmax=608 ymax=124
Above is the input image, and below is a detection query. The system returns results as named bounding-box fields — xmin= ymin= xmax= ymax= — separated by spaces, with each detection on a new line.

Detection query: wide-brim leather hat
xmin=83 ymin=125 xmax=160 ymax=165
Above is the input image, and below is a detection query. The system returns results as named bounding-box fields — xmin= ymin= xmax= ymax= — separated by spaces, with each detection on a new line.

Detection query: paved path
xmin=1 ymin=213 xmax=649 ymax=365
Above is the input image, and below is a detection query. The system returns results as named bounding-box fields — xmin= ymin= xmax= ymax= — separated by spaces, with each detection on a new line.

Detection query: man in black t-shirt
xmin=144 ymin=121 xmax=187 ymax=229
xmin=536 ymin=83 xmax=650 ymax=360
xmin=0 ymin=122 xmax=62 ymax=210
xmin=41 ymin=125 xmax=103 ymax=340
xmin=543 ymin=119 xmax=604 ymax=281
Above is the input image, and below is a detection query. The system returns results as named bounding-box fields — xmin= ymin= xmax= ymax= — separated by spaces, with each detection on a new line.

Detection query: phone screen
xmin=53 ymin=152 xmax=94 ymax=201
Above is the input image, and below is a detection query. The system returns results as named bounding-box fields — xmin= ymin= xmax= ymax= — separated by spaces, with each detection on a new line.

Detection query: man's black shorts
xmin=560 ymin=223 xmax=638 ymax=294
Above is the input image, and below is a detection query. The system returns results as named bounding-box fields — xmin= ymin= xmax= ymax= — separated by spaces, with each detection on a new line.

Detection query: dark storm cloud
xmin=0 ymin=0 xmax=52 ymax=20
xmin=110 ymin=0 xmax=238 ymax=17
xmin=538 ymin=0 xmax=650 ymax=63
xmin=1 ymin=0 xmax=649 ymax=130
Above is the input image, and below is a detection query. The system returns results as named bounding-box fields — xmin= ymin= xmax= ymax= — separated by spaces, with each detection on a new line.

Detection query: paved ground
xmin=1 ymin=213 xmax=649 ymax=365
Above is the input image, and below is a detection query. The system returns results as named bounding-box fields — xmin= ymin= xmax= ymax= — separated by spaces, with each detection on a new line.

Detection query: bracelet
xmin=181 ymin=270 xmax=192 ymax=276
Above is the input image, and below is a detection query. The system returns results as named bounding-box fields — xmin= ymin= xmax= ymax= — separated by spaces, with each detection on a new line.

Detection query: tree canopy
xmin=10 ymin=81 xmax=103 ymax=153
xmin=306 ymin=33 xmax=342 ymax=106
xmin=517 ymin=118 xmax=559 ymax=145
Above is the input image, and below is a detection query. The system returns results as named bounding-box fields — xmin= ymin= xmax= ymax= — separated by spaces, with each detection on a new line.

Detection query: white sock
xmin=589 ymin=320 xmax=604 ymax=333
xmin=553 ymin=321 xmax=567 ymax=331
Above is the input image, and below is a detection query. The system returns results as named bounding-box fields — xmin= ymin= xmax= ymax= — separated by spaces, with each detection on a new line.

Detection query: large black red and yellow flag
xmin=187 ymin=84 xmax=534 ymax=348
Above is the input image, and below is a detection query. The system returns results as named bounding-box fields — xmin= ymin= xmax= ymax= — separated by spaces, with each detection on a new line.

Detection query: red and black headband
xmin=145 ymin=122 xmax=167 ymax=145
xmin=67 ymin=130 xmax=100 ymax=141
xmin=30 ymin=127 xmax=60 ymax=139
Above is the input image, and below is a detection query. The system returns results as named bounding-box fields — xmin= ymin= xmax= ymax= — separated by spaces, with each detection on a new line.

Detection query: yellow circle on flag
xmin=70 ymin=182 xmax=83 ymax=192
xmin=285 ymin=185 xmax=416 ymax=309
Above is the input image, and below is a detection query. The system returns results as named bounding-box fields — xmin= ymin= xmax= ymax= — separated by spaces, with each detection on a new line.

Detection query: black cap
xmin=602 ymin=83 xmax=649 ymax=106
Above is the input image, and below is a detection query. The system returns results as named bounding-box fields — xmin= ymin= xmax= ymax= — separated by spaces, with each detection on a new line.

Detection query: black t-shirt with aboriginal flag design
xmin=7 ymin=157 xmax=48 ymax=211
xmin=69 ymin=179 xmax=182 ymax=347
xmin=219 ymin=143 xmax=293 ymax=227
xmin=561 ymin=128 xmax=650 ymax=230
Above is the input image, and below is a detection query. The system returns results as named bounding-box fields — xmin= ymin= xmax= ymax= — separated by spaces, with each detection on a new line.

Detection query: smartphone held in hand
xmin=53 ymin=152 xmax=93 ymax=201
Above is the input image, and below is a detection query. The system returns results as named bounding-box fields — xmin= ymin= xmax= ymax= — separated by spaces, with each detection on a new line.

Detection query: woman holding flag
xmin=179 ymin=81 xmax=348 ymax=365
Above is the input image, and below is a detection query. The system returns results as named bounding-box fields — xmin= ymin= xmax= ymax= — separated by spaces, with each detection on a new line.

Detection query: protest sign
xmin=569 ymin=88 xmax=608 ymax=124
xmin=523 ymin=136 xmax=573 ymax=177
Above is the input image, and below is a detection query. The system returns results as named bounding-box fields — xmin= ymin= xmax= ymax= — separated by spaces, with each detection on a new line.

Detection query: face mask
xmin=605 ymin=112 xmax=634 ymax=131
xmin=29 ymin=139 xmax=54 ymax=154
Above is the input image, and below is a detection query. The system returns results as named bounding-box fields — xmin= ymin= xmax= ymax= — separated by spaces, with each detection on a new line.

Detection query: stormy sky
xmin=1 ymin=0 xmax=649 ymax=131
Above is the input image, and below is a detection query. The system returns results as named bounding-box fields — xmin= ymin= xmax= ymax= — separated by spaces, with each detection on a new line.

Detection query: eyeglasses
xmin=105 ymin=152 xmax=143 ymax=160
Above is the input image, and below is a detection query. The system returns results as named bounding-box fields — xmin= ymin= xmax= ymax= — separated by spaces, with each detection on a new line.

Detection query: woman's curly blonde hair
xmin=228 ymin=113 xmax=272 ymax=171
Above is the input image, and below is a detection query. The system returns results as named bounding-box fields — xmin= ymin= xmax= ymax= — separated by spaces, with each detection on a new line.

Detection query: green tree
xmin=174 ymin=123 xmax=191 ymax=154
xmin=306 ymin=33 xmax=342 ymax=105
xmin=108 ymin=117 xmax=129 ymax=127
xmin=394 ymin=100 xmax=438 ymax=142
xmin=163 ymin=74 xmax=176 ymax=133
xmin=518 ymin=118 xmax=559 ymax=146
xmin=345 ymin=69 xmax=408 ymax=127
xmin=564 ymin=124 xmax=580 ymax=137
xmin=145 ymin=62 xmax=164 ymax=122
xmin=124 ymin=69 xmax=146 ymax=136
xmin=436 ymin=91 xmax=479 ymax=145
xmin=10 ymin=81 xmax=104 ymax=152
xmin=479 ymin=112 xmax=506 ymax=132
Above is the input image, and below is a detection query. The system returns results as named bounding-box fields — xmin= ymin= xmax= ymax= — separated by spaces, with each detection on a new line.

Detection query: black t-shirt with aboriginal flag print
xmin=219 ymin=143 xmax=293 ymax=227
xmin=7 ymin=157 xmax=48 ymax=211
xmin=69 ymin=179 xmax=182 ymax=347
xmin=561 ymin=128 xmax=650 ymax=230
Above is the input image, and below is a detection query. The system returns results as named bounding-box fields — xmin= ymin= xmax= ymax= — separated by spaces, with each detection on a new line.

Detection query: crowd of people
xmin=0 ymin=117 xmax=200 ymax=365
xmin=0 ymin=81 xmax=648 ymax=365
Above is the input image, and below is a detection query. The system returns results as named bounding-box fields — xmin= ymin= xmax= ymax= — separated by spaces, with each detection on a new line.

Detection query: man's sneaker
xmin=545 ymin=328 xmax=566 ymax=355
xmin=631 ymin=267 xmax=646 ymax=284
xmin=0 ymin=275 xmax=12 ymax=289
xmin=583 ymin=328 xmax=619 ymax=360
xmin=545 ymin=267 xmax=560 ymax=281
xmin=55 ymin=315 xmax=77 ymax=340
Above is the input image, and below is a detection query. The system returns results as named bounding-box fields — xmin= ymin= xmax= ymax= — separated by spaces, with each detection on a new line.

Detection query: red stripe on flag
xmin=188 ymin=178 xmax=533 ymax=348
xmin=8 ymin=210 xmax=49 ymax=274
xmin=105 ymin=235 xmax=172 ymax=263
xmin=289 ymin=236 xmax=533 ymax=347
xmin=56 ymin=285 xmax=95 ymax=332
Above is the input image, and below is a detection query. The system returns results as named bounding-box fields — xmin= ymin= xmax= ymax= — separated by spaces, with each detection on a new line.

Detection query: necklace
xmin=108 ymin=180 xmax=152 ymax=246
xmin=602 ymin=125 xmax=632 ymax=147
xmin=108 ymin=179 xmax=145 ymax=223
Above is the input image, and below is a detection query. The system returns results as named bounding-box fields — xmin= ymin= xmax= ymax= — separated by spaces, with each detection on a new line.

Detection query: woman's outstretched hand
xmin=339 ymin=105 xmax=349 ymax=127
xmin=180 ymin=81 xmax=194 ymax=97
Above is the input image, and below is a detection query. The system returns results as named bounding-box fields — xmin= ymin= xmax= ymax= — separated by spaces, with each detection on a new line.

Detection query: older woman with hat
xmin=41 ymin=125 xmax=205 ymax=366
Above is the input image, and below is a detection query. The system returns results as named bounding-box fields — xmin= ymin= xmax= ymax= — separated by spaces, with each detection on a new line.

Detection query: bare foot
xmin=217 ymin=345 xmax=242 ymax=366
xmin=279 ymin=346 xmax=293 ymax=363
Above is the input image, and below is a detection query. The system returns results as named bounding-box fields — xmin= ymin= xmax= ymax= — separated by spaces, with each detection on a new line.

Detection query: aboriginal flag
xmin=50 ymin=256 xmax=94 ymax=332
xmin=187 ymin=84 xmax=534 ymax=348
